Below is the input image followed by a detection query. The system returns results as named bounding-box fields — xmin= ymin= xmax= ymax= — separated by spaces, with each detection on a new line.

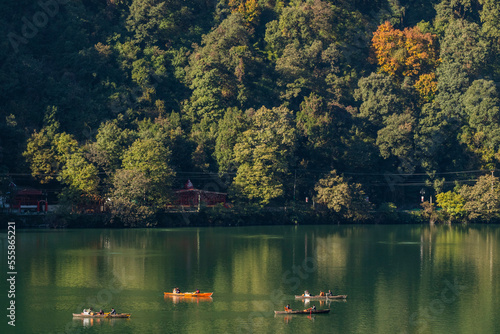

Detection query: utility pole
xmin=198 ymin=192 xmax=201 ymax=212
xmin=293 ymin=169 xmax=296 ymax=202
xmin=492 ymin=170 xmax=494 ymax=192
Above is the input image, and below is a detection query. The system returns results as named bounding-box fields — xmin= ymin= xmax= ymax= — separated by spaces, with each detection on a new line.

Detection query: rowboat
xmin=274 ymin=309 xmax=330 ymax=315
xmin=72 ymin=313 xmax=131 ymax=318
xmin=295 ymin=294 xmax=347 ymax=300
xmin=164 ymin=292 xmax=213 ymax=298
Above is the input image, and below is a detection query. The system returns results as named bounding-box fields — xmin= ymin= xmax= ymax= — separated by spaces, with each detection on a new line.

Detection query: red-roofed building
xmin=11 ymin=188 xmax=48 ymax=212
xmin=172 ymin=180 xmax=227 ymax=208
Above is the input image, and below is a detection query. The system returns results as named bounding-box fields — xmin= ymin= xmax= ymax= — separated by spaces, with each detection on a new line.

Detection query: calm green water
xmin=1 ymin=224 xmax=499 ymax=334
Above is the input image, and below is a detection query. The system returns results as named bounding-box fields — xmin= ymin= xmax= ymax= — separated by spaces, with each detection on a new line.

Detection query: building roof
xmin=174 ymin=188 xmax=227 ymax=195
xmin=15 ymin=188 xmax=43 ymax=196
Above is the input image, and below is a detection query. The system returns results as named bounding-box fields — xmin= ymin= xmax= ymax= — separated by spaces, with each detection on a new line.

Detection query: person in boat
xmin=327 ymin=290 xmax=333 ymax=296
xmin=304 ymin=305 xmax=317 ymax=312
xmin=110 ymin=308 xmax=116 ymax=315
xmin=284 ymin=304 xmax=292 ymax=312
xmin=194 ymin=289 xmax=200 ymax=294
xmin=99 ymin=309 xmax=104 ymax=315
xmin=319 ymin=291 xmax=325 ymax=296
xmin=83 ymin=309 xmax=89 ymax=315
xmin=303 ymin=290 xmax=311 ymax=297
xmin=173 ymin=287 xmax=181 ymax=294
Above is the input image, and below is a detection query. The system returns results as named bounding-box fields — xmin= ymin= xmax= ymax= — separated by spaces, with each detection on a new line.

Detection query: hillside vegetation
xmin=2 ymin=0 xmax=500 ymax=224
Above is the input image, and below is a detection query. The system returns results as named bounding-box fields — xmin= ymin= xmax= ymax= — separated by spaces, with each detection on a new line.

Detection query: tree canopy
xmin=3 ymin=0 xmax=500 ymax=223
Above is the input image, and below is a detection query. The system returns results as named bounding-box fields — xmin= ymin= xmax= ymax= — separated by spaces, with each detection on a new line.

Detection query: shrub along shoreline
xmin=1 ymin=206 xmax=470 ymax=230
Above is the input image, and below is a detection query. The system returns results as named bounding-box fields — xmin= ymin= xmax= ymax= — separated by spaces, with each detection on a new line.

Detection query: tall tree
xmin=126 ymin=0 xmax=212 ymax=47
xmin=439 ymin=19 xmax=488 ymax=77
xmin=434 ymin=0 xmax=482 ymax=33
xmin=120 ymin=137 xmax=175 ymax=206
xmin=355 ymin=73 xmax=407 ymax=128
xmin=265 ymin=0 xmax=369 ymax=108
xmin=371 ymin=21 xmax=439 ymax=80
xmin=314 ymin=170 xmax=372 ymax=222
xmin=459 ymin=174 xmax=500 ymax=222
xmin=479 ymin=0 xmax=500 ymax=79
xmin=23 ymin=107 xmax=62 ymax=184
xmin=231 ymin=106 xmax=296 ymax=205
xmin=460 ymin=79 xmax=500 ymax=168
xmin=214 ymin=107 xmax=249 ymax=174
xmin=88 ymin=120 xmax=137 ymax=173
xmin=184 ymin=13 xmax=269 ymax=170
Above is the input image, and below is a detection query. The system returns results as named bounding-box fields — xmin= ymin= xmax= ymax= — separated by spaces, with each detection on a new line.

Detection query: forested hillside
xmin=2 ymin=0 xmax=500 ymax=224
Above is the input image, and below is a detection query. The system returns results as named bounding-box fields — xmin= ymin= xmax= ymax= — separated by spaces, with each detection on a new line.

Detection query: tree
xmin=479 ymin=0 xmax=500 ymax=40
xmin=231 ymin=106 xmax=296 ymax=205
xmin=414 ymin=72 xmax=438 ymax=103
xmin=296 ymin=93 xmax=338 ymax=160
xmin=479 ymin=0 xmax=500 ymax=79
xmin=214 ymin=107 xmax=249 ymax=174
xmin=228 ymin=0 xmax=261 ymax=26
xmin=265 ymin=0 xmax=369 ymax=108
xmin=184 ymin=13 xmax=269 ymax=170
xmin=355 ymin=73 xmax=406 ymax=128
xmin=370 ymin=21 xmax=439 ymax=105
xmin=460 ymin=79 xmax=500 ymax=168
xmin=88 ymin=120 xmax=137 ymax=173
xmin=439 ymin=19 xmax=488 ymax=77
xmin=23 ymin=107 xmax=61 ymax=184
xmin=434 ymin=0 xmax=481 ymax=33
xmin=54 ymin=132 xmax=100 ymax=199
xmin=121 ymin=137 xmax=175 ymax=207
xmin=371 ymin=21 xmax=439 ymax=79
xmin=185 ymin=13 xmax=265 ymax=124
xmin=295 ymin=93 xmax=350 ymax=178
xmin=415 ymin=102 xmax=459 ymax=173
xmin=376 ymin=112 xmax=417 ymax=173
xmin=126 ymin=0 xmax=209 ymax=47
xmin=152 ymin=113 xmax=194 ymax=178
xmin=435 ymin=190 xmax=466 ymax=222
xmin=108 ymin=169 xmax=156 ymax=226
xmin=435 ymin=62 xmax=469 ymax=121
xmin=459 ymin=174 xmax=500 ymax=222
xmin=314 ymin=170 xmax=372 ymax=222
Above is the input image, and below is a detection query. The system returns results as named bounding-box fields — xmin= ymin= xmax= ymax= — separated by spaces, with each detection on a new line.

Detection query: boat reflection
xmin=301 ymin=298 xmax=345 ymax=306
xmin=164 ymin=295 xmax=213 ymax=304
xmin=74 ymin=317 xmax=129 ymax=327
xmin=276 ymin=314 xmax=316 ymax=323
xmin=301 ymin=299 xmax=331 ymax=307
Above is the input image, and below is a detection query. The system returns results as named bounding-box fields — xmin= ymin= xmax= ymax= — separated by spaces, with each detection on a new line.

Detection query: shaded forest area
xmin=2 ymin=0 xmax=500 ymax=225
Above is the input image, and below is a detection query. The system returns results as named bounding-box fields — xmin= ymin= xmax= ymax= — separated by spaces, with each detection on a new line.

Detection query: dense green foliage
xmin=3 ymin=0 xmax=500 ymax=223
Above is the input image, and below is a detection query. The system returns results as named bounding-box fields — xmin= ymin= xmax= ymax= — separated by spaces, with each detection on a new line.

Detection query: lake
xmin=1 ymin=224 xmax=499 ymax=333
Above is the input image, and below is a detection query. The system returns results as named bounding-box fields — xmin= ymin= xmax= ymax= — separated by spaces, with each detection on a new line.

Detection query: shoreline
xmin=2 ymin=208 xmax=491 ymax=229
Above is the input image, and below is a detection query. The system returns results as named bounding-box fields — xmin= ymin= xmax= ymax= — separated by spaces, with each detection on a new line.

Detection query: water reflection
xmin=300 ymin=299 xmax=340 ymax=307
xmin=12 ymin=225 xmax=500 ymax=334
xmin=276 ymin=313 xmax=317 ymax=323
xmin=74 ymin=317 xmax=131 ymax=328
xmin=164 ymin=295 xmax=213 ymax=304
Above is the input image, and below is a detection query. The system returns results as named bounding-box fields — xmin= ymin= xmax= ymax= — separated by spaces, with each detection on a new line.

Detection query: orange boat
xmin=164 ymin=292 xmax=213 ymax=297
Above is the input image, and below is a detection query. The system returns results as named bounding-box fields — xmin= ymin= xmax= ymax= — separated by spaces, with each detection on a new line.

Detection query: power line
xmin=0 ymin=168 xmax=495 ymax=182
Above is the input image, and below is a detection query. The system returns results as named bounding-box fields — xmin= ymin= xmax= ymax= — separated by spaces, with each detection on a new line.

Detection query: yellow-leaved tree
xmin=371 ymin=21 xmax=439 ymax=102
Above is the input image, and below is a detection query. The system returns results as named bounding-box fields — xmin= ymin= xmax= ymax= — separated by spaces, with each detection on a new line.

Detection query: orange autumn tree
xmin=371 ymin=22 xmax=439 ymax=101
